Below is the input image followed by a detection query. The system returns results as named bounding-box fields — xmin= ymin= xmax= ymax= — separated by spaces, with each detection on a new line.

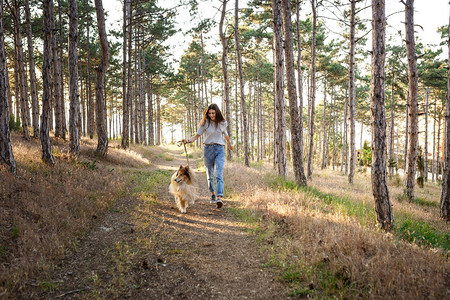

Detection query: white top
xmin=197 ymin=120 xmax=228 ymax=145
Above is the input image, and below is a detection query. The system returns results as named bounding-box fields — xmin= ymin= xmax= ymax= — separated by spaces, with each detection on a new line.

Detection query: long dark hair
xmin=200 ymin=103 xmax=225 ymax=127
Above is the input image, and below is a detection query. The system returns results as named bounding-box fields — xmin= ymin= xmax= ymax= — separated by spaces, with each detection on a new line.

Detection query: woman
xmin=183 ymin=103 xmax=233 ymax=208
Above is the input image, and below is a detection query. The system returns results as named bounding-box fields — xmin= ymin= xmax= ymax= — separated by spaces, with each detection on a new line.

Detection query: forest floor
xmin=16 ymin=141 xmax=287 ymax=299
xmin=1 ymin=133 xmax=449 ymax=299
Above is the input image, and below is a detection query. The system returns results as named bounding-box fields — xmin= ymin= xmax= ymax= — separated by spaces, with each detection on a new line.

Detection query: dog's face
xmin=174 ymin=165 xmax=192 ymax=184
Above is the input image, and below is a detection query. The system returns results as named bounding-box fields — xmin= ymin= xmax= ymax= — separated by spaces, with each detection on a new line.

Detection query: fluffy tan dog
xmin=169 ymin=165 xmax=197 ymax=213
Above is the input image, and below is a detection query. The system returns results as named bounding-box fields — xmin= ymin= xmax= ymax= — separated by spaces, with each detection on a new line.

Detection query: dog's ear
xmin=185 ymin=166 xmax=189 ymax=170
xmin=179 ymin=165 xmax=183 ymax=169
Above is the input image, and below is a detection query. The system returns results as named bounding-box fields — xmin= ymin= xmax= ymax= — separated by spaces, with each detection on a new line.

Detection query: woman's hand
xmin=182 ymin=138 xmax=189 ymax=144
xmin=228 ymin=144 xmax=234 ymax=151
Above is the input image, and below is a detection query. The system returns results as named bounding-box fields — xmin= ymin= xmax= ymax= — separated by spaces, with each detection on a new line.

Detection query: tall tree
xmin=296 ymin=0 xmax=304 ymax=161
xmin=0 ymin=0 xmax=16 ymax=174
xmin=86 ymin=0 xmax=94 ymax=139
xmin=235 ymin=0 xmax=250 ymax=167
xmin=94 ymin=0 xmax=109 ymax=156
xmin=121 ymin=0 xmax=129 ymax=149
xmin=440 ymin=12 xmax=450 ymax=221
xmin=282 ymin=0 xmax=307 ymax=185
xmin=24 ymin=0 xmax=39 ymax=138
xmin=307 ymin=0 xmax=317 ymax=178
xmin=348 ymin=0 xmax=358 ymax=184
xmin=371 ymin=0 xmax=393 ymax=230
xmin=220 ymin=0 xmax=232 ymax=161
xmin=41 ymin=0 xmax=55 ymax=165
xmin=68 ymin=0 xmax=80 ymax=155
xmin=272 ymin=0 xmax=287 ymax=176
xmin=403 ymin=0 xmax=419 ymax=202
xmin=9 ymin=0 xmax=30 ymax=140
xmin=52 ymin=0 xmax=63 ymax=139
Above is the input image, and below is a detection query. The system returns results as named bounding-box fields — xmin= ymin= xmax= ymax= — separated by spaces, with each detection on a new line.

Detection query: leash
xmin=177 ymin=140 xmax=190 ymax=166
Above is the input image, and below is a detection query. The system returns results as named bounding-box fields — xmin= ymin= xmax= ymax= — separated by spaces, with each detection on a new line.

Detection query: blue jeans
xmin=203 ymin=144 xmax=225 ymax=197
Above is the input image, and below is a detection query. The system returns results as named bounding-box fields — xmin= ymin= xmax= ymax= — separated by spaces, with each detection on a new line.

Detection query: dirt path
xmin=23 ymin=146 xmax=287 ymax=299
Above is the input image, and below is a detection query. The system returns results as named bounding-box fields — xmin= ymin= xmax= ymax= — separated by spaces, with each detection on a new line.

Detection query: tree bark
xmin=424 ymin=87 xmax=429 ymax=181
xmin=57 ymin=0 xmax=66 ymax=139
xmin=156 ymin=94 xmax=161 ymax=145
xmin=11 ymin=2 xmax=30 ymax=140
xmin=86 ymin=0 xmax=94 ymax=139
xmin=68 ymin=0 xmax=80 ymax=156
xmin=296 ymin=0 xmax=304 ymax=165
xmin=321 ymin=80 xmax=328 ymax=169
xmin=282 ymin=0 xmax=307 ymax=185
xmin=272 ymin=0 xmax=287 ymax=177
xmin=348 ymin=0 xmax=357 ymax=184
xmin=389 ymin=77 xmax=395 ymax=177
xmin=52 ymin=0 xmax=63 ymax=139
xmin=41 ymin=0 xmax=55 ymax=165
xmin=440 ymin=12 xmax=450 ymax=221
xmin=121 ymin=0 xmax=129 ymax=149
xmin=307 ymin=0 xmax=317 ymax=178
xmin=219 ymin=0 xmax=232 ymax=159
xmin=24 ymin=0 xmax=39 ymax=138
xmin=403 ymin=0 xmax=419 ymax=202
xmin=94 ymin=0 xmax=109 ymax=156
xmin=0 ymin=0 xmax=16 ymax=174
xmin=235 ymin=0 xmax=249 ymax=166
xmin=371 ymin=0 xmax=393 ymax=230
xmin=432 ymin=102 xmax=436 ymax=182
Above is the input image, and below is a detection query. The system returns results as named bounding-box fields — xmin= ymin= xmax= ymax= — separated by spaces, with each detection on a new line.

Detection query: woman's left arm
xmin=224 ymin=135 xmax=234 ymax=151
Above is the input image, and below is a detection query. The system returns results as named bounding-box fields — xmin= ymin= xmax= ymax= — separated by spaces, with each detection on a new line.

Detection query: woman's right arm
xmin=182 ymin=134 xmax=200 ymax=144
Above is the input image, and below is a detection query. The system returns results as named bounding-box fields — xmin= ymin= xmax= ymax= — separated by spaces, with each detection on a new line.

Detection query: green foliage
xmin=359 ymin=140 xmax=372 ymax=167
xmin=9 ymin=115 xmax=21 ymax=131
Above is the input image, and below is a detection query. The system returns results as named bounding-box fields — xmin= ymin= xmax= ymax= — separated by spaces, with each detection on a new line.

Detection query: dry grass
xmin=225 ymin=162 xmax=449 ymax=299
xmin=0 ymin=133 xmax=152 ymax=298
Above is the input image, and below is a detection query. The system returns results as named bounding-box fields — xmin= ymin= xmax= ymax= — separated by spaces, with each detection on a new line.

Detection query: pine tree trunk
xmin=41 ymin=0 xmax=55 ymax=165
xmin=404 ymin=91 xmax=409 ymax=167
xmin=134 ymin=27 xmax=139 ymax=144
xmin=52 ymin=0 xmax=63 ymax=138
xmin=440 ymin=13 xmax=450 ymax=221
xmin=321 ymin=80 xmax=328 ymax=169
xmin=127 ymin=3 xmax=133 ymax=144
xmin=342 ymin=89 xmax=348 ymax=173
xmin=12 ymin=3 xmax=30 ymax=140
xmin=147 ymin=78 xmax=154 ymax=146
xmin=272 ymin=0 xmax=287 ymax=176
xmin=403 ymin=0 xmax=419 ymax=202
xmin=282 ymin=0 xmax=307 ymax=185
xmin=296 ymin=0 xmax=304 ymax=165
xmin=371 ymin=0 xmax=393 ymax=230
xmin=68 ymin=0 xmax=80 ymax=156
xmin=86 ymin=0 xmax=94 ymax=139
xmin=424 ymin=87 xmax=429 ymax=181
xmin=24 ymin=0 xmax=39 ymax=138
xmin=58 ymin=0 xmax=66 ymax=139
xmin=348 ymin=0 xmax=357 ymax=184
xmin=437 ymin=114 xmax=442 ymax=180
xmin=0 ymin=0 xmax=16 ymax=174
xmin=235 ymin=0 xmax=249 ymax=167
xmin=235 ymin=58 xmax=240 ymax=157
xmin=332 ymin=91 xmax=337 ymax=169
xmin=307 ymin=0 xmax=317 ymax=178
xmin=121 ymin=0 xmax=129 ymax=149
xmin=94 ymin=0 xmax=109 ymax=157
xmin=219 ymin=1 xmax=232 ymax=160
xmin=389 ymin=77 xmax=395 ymax=177
xmin=5 ymin=58 xmax=12 ymax=117
xmin=432 ymin=102 xmax=436 ymax=182
xmin=156 ymin=94 xmax=161 ymax=145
